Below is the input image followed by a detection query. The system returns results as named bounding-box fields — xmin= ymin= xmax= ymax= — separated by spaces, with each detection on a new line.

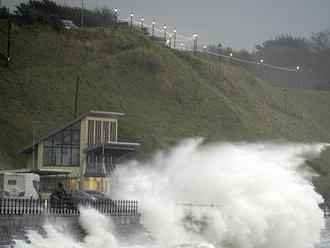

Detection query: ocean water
xmin=14 ymin=140 xmax=329 ymax=248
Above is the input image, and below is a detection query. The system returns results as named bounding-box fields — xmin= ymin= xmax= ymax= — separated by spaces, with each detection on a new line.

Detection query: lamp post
xmin=81 ymin=0 xmax=84 ymax=27
xmin=6 ymin=11 xmax=11 ymax=65
xmin=180 ymin=43 xmax=184 ymax=51
xmin=141 ymin=17 xmax=144 ymax=30
xmin=260 ymin=59 xmax=264 ymax=79
xmin=164 ymin=25 xmax=167 ymax=46
xmin=193 ymin=33 xmax=198 ymax=54
xmin=152 ymin=20 xmax=155 ymax=39
xmin=230 ymin=53 xmax=233 ymax=57
xmin=296 ymin=66 xmax=300 ymax=88
xmin=114 ymin=8 xmax=118 ymax=29
xmin=130 ymin=12 xmax=134 ymax=30
xmin=169 ymin=34 xmax=172 ymax=48
xmin=203 ymin=45 xmax=207 ymax=54
xmin=173 ymin=28 xmax=177 ymax=49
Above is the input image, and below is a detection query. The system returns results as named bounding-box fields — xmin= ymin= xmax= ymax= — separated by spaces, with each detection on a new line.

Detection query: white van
xmin=0 ymin=173 xmax=40 ymax=199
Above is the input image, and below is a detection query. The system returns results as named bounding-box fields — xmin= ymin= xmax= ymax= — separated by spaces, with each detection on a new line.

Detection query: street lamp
xmin=260 ymin=59 xmax=265 ymax=79
xmin=173 ymin=28 xmax=177 ymax=49
xmin=130 ymin=12 xmax=134 ymax=30
xmin=141 ymin=17 xmax=144 ymax=30
xmin=81 ymin=0 xmax=84 ymax=27
xmin=296 ymin=66 xmax=300 ymax=88
xmin=169 ymin=34 xmax=172 ymax=48
xmin=203 ymin=45 xmax=207 ymax=53
xmin=193 ymin=33 xmax=198 ymax=54
xmin=180 ymin=42 xmax=184 ymax=51
xmin=114 ymin=8 xmax=118 ymax=28
xmin=164 ymin=25 xmax=167 ymax=45
xmin=230 ymin=53 xmax=233 ymax=57
xmin=152 ymin=20 xmax=155 ymax=39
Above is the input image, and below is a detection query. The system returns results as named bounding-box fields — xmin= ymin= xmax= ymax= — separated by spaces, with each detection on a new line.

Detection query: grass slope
xmin=0 ymin=22 xmax=330 ymax=197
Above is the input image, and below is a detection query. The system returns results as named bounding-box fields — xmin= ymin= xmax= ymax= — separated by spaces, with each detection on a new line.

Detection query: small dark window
xmin=33 ymin=180 xmax=39 ymax=191
xmin=110 ymin=122 xmax=117 ymax=141
xmin=8 ymin=180 xmax=17 ymax=185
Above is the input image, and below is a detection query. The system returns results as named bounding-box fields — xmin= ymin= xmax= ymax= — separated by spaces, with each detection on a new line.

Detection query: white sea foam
xmin=15 ymin=207 xmax=117 ymax=248
xmin=113 ymin=139 xmax=327 ymax=248
xmin=15 ymin=140 xmax=328 ymax=248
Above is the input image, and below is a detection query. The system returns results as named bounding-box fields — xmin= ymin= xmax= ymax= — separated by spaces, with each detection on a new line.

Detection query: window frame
xmin=43 ymin=121 xmax=81 ymax=167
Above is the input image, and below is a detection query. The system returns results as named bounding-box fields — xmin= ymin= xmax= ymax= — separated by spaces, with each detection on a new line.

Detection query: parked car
xmin=0 ymin=173 xmax=40 ymax=199
xmin=61 ymin=20 xmax=78 ymax=30
xmin=66 ymin=190 xmax=96 ymax=201
xmin=49 ymin=190 xmax=96 ymax=211
xmin=84 ymin=190 xmax=112 ymax=201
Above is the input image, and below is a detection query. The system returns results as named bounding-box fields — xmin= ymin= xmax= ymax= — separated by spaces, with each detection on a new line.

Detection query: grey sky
xmin=3 ymin=0 xmax=330 ymax=51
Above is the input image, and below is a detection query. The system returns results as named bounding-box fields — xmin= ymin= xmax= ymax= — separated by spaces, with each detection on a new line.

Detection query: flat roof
xmin=84 ymin=141 xmax=140 ymax=152
xmin=83 ymin=141 xmax=140 ymax=157
xmin=20 ymin=111 xmax=125 ymax=154
xmin=0 ymin=168 xmax=71 ymax=176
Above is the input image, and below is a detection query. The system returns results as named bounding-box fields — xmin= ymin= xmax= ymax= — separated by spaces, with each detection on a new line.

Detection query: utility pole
xmin=32 ymin=122 xmax=38 ymax=169
xmin=284 ymin=88 xmax=287 ymax=113
xmin=81 ymin=0 xmax=84 ymax=27
xmin=7 ymin=10 xmax=11 ymax=66
xmin=74 ymin=76 xmax=79 ymax=118
xmin=32 ymin=126 xmax=35 ymax=169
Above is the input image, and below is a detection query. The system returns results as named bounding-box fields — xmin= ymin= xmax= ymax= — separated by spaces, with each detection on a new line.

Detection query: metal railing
xmin=0 ymin=198 xmax=138 ymax=215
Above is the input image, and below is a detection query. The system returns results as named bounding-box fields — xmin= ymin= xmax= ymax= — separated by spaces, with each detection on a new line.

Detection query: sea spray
xmin=15 ymin=207 xmax=117 ymax=248
xmin=14 ymin=140 xmax=328 ymax=248
xmin=113 ymin=139 xmax=327 ymax=248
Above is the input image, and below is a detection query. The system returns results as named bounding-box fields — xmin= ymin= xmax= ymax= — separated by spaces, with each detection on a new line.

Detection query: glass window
xmin=110 ymin=122 xmax=117 ymax=141
xmin=72 ymin=130 xmax=80 ymax=145
xmin=43 ymin=121 xmax=81 ymax=167
xmin=95 ymin=121 xmax=102 ymax=144
xmin=43 ymin=147 xmax=53 ymax=165
xmin=44 ymin=137 xmax=52 ymax=147
xmin=33 ymin=180 xmax=39 ymax=191
xmin=72 ymin=121 xmax=81 ymax=131
xmin=72 ymin=148 xmax=80 ymax=166
xmin=53 ymin=147 xmax=62 ymax=165
xmin=8 ymin=180 xmax=17 ymax=185
xmin=62 ymin=147 xmax=71 ymax=166
xmin=88 ymin=120 xmax=94 ymax=146
xmin=53 ymin=132 xmax=62 ymax=147
xmin=63 ymin=129 xmax=71 ymax=145
xmin=103 ymin=121 xmax=109 ymax=143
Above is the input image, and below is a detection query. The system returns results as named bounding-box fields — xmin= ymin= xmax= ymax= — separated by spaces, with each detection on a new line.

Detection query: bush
xmin=14 ymin=0 xmax=116 ymax=28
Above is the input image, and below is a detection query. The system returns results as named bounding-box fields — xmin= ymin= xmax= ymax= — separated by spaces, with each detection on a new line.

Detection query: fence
xmin=0 ymin=198 xmax=138 ymax=215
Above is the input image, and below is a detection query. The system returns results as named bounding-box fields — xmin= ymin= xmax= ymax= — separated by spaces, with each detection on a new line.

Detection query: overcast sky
xmin=3 ymin=0 xmax=330 ymax=51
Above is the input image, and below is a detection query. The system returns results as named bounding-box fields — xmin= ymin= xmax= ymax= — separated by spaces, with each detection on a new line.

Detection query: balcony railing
xmin=0 ymin=198 xmax=138 ymax=215
xmin=83 ymin=162 xmax=114 ymax=177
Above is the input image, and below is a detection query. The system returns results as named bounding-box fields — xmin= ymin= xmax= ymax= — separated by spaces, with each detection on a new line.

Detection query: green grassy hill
xmin=1 ymin=22 xmax=330 ymax=197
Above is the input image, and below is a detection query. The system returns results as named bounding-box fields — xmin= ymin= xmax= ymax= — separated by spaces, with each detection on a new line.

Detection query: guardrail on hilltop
xmin=0 ymin=198 xmax=138 ymax=215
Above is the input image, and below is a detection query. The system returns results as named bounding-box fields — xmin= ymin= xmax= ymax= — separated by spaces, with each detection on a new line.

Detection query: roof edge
xmin=19 ymin=111 xmax=125 ymax=154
